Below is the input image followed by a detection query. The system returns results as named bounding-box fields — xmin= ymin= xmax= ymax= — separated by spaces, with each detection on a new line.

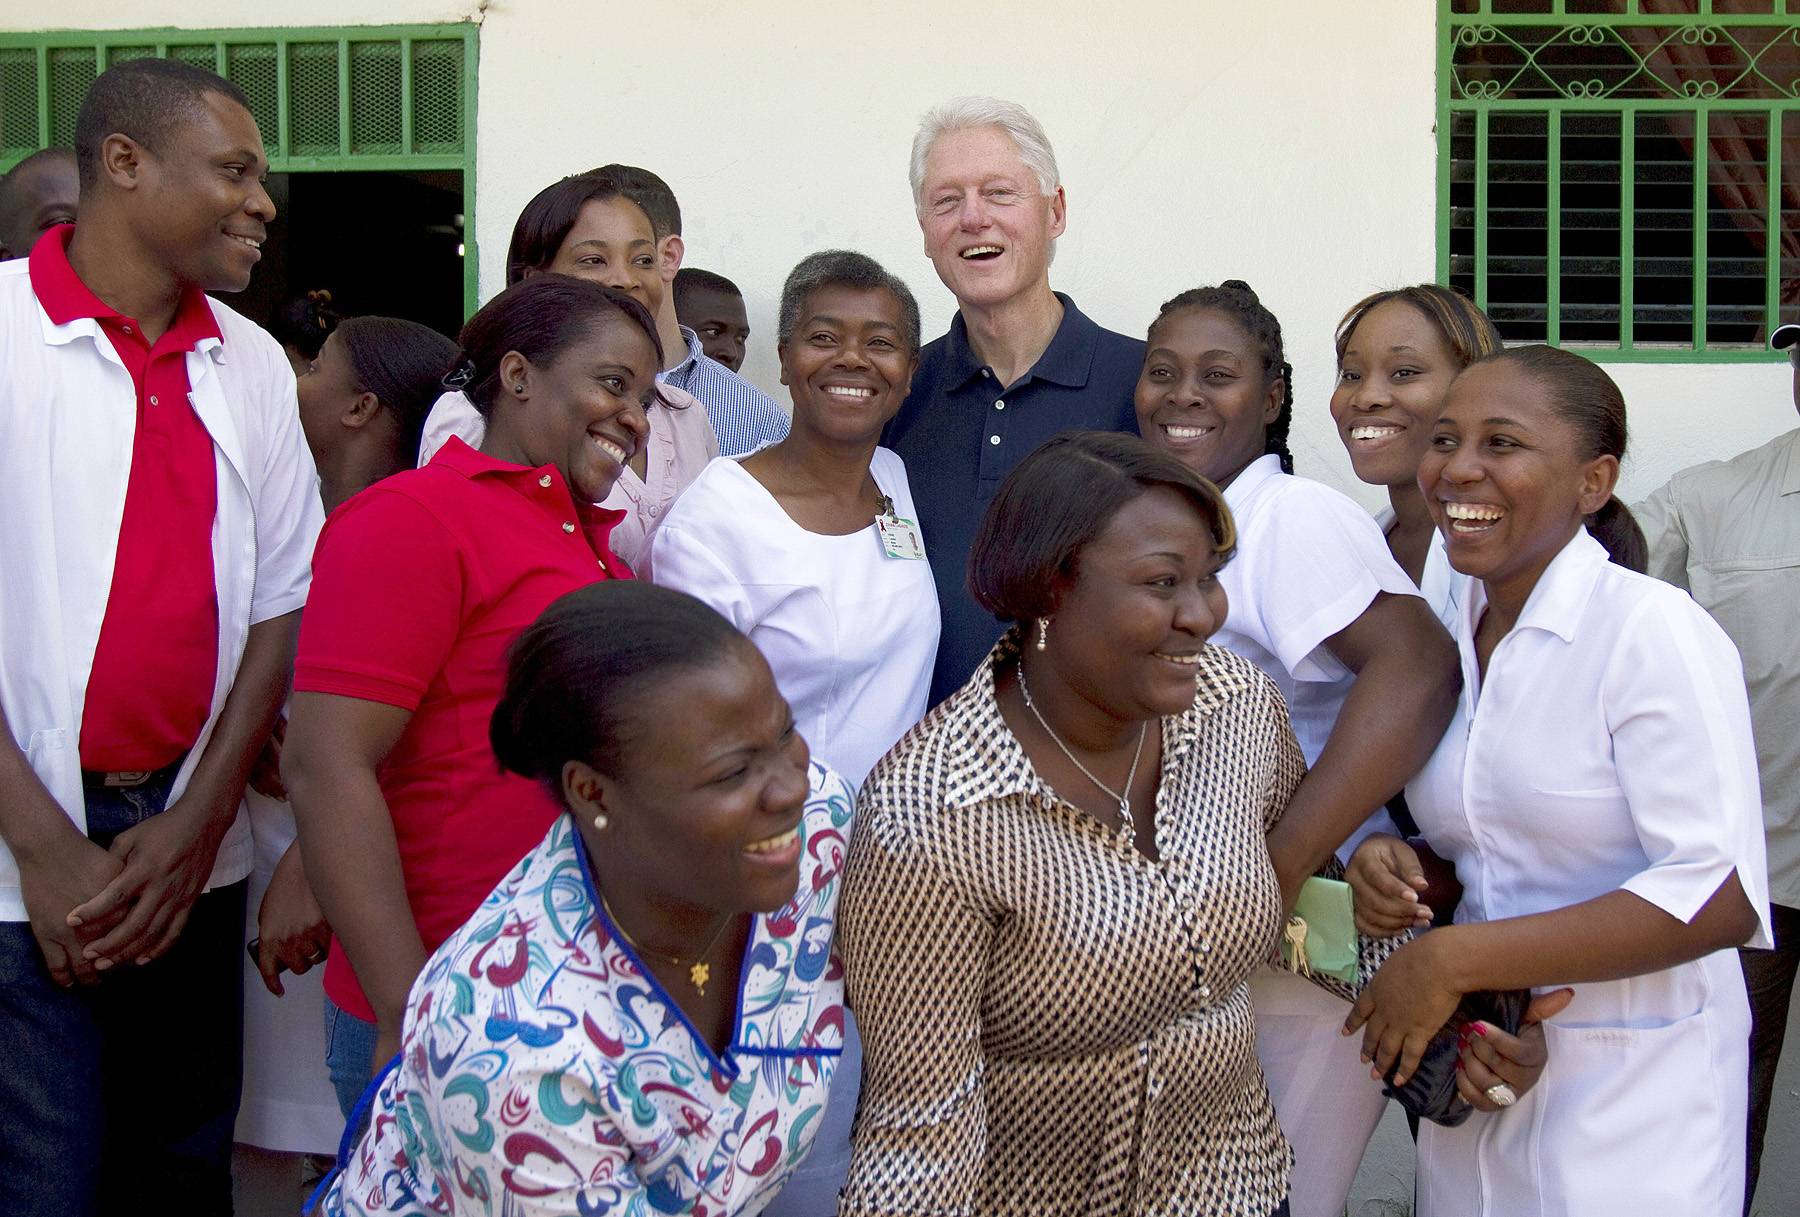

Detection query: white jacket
xmin=0 ymin=257 xmax=324 ymax=920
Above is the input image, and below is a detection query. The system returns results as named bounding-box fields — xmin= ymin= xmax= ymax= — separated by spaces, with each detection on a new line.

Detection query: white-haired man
xmin=884 ymin=97 xmax=1143 ymax=704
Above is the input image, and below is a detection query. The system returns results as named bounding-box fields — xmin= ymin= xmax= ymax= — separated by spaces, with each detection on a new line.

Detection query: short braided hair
xmin=1150 ymin=280 xmax=1294 ymax=474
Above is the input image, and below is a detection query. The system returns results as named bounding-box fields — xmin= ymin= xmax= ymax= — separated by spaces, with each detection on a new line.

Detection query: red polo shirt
xmin=293 ymin=438 xmax=632 ymax=1021
xmin=30 ymin=226 xmax=222 ymax=773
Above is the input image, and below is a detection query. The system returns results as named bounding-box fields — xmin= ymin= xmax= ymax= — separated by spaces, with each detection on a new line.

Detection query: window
xmin=0 ymin=26 xmax=479 ymax=317
xmin=1439 ymin=1 xmax=1800 ymax=360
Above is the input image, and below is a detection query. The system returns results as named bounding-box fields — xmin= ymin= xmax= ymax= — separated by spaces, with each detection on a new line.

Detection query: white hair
xmin=909 ymin=96 xmax=1061 ymax=211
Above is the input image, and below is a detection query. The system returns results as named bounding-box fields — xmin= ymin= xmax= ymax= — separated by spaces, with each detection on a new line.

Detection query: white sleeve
xmin=1233 ymin=483 xmax=1421 ymax=681
xmin=417 ymin=390 xmax=486 ymax=467
xmin=645 ymin=518 xmax=757 ymax=634
xmin=1607 ymin=591 xmax=1772 ymax=947
xmin=249 ymin=352 xmax=326 ymax=623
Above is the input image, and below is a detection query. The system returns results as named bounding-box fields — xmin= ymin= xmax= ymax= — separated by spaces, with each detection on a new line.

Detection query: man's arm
xmin=0 ymin=701 xmax=122 ymax=985
xmin=1633 ymin=479 xmax=1692 ymax=590
xmin=69 ymin=610 xmax=299 ymax=966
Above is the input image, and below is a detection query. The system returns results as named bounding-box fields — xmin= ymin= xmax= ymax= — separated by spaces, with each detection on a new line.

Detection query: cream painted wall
xmin=7 ymin=0 xmax=1793 ymax=504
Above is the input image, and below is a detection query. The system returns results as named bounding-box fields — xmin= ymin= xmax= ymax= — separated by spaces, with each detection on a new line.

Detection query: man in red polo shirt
xmin=0 ymin=59 xmax=323 ymax=1216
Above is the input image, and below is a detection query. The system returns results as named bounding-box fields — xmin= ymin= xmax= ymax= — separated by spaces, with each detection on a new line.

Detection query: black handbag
xmin=1382 ymin=988 xmax=1531 ymax=1127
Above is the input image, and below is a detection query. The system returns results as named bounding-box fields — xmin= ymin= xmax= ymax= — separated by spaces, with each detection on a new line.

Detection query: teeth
xmin=960 ymin=245 xmax=1003 ymax=258
xmin=592 ymin=436 xmax=627 ymax=464
xmin=1444 ymin=502 xmax=1504 ymax=521
xmin=744 ymin=826 xmax=798 ymax=855
xmin=228 ymin=234 xmax=261 ymax=248
xmin=1164 ymin=425 xmax=1214 ymax=440
xmin=822 ymin=386 xmax=875 ymax=398
xmin=1350 ymin=425 xmax=1402 ymax=441
xmin=1156 ymin=652 xmax=1201 ymax=664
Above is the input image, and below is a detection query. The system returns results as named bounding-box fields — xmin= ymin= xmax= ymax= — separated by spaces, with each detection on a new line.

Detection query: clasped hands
xmin=1340 ymin=832 xmax=1572 ymax=1112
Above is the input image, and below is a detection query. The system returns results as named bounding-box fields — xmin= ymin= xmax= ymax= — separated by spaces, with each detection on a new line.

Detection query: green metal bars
xmin=1439 ymin=2 xmax=1799 ymax=361
xmin=0 ymin=25 xmax=479 ymax=313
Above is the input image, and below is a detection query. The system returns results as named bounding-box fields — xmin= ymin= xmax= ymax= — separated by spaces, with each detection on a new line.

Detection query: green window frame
xmin=0 ymin=24 xmax=479 ymax=314
xmin=1438 ymin=1 xmax=1799 ymax=362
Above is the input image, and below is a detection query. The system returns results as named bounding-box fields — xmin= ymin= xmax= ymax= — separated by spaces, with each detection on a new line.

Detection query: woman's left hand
xmin=1343 ymin=933 xmax=1464 ymax=1087
xmin=1456 ymin=987 xmax=1575 ymax=1111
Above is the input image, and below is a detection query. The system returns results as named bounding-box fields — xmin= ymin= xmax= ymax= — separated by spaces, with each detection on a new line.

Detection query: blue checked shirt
xmin=663 ymin=326 xmax=790 ymax=457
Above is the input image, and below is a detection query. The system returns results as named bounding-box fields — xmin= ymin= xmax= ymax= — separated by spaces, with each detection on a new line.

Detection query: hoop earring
xmin=1036 ymin=618 xmax=1050 ymax=652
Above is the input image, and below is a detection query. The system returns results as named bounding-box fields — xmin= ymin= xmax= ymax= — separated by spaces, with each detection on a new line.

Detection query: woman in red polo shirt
xmin=283 ymin=275 xmax=659 ymax=1115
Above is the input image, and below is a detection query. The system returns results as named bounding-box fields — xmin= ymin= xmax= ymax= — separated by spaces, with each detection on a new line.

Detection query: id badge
xmin=876 ymin=515 xmax=926 ymax=560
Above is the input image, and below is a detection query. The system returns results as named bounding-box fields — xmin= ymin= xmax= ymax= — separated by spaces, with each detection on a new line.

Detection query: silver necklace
xmin=1016 ymin=658 xmax=1148 ymax=839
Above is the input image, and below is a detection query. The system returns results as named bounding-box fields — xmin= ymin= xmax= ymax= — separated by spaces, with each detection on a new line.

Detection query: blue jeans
xmin=0 ymin=765 xmax=245 ymax=1217
xmin=323 ymin=992 xmax=380 ymax=1125
xmin=761 ymin=1008 xmax=863 ymax=1217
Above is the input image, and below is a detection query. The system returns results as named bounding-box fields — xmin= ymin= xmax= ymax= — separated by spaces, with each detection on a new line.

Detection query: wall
xmin=6 ymin=0 xmax=1791 ymax=502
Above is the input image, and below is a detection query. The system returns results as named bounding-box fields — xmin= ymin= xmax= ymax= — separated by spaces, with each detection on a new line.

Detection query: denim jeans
xmin=761 ymin=1008 xmax=862 ymax=1217
xmin=322 ymin=992 xmax=380 ymax=1126
xmin=0 ymin=765 xmax=245 ymax=1217
xmin=1742 ymin=900 xmax=1800 ymax=1214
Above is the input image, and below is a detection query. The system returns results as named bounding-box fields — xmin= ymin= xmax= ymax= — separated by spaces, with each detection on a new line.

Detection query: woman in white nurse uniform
xmin=1134 ymin=281 xmax=1462 ymax=1215
xmin=1346 ymin=345 xmax=1771 ymax=1217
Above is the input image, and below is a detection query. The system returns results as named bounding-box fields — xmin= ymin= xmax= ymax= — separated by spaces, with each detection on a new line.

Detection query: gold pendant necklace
xmin=596 ymin=887 xmax=734 ymax=996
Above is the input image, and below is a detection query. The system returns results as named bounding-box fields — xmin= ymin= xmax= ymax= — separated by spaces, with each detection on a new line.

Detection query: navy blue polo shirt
xmin=885 ymin=292 xmax=1144 ymax=704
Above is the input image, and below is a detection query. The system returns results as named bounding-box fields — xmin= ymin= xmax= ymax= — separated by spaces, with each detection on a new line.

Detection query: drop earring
xmin=1036 ymin=618 xmax=1050 ymax=652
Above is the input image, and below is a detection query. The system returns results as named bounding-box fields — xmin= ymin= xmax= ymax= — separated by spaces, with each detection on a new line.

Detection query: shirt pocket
xmin=1511 ymin=785 xmax=1640 ymax=882
xmin=25 ymin=728 xmax=68 ymax=766
xmin=1535 ymin=1010 xmax=1727 ymax=1214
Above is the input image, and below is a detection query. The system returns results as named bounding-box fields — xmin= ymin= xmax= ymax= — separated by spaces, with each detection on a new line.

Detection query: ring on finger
xmin=1484 ymin=1082 xmax=1517 ymax=1107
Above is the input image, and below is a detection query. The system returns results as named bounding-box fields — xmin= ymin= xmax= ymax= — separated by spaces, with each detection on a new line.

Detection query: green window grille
xmin=1439 ymin=1 xmax=1800 ymax=362
xmin=0 ymin=25 xmax=479 ymax=311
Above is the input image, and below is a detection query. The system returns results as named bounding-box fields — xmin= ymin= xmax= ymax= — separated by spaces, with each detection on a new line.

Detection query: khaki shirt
xmin=1637 ymin=427 xmax=1800 ymax=907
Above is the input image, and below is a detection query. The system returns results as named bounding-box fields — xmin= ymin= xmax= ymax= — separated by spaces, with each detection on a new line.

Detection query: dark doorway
xmin=232 ymin=169 xmax=465 ymax=342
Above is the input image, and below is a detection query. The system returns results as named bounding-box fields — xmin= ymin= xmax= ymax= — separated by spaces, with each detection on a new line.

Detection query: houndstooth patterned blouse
xmin=838 ymin=630 xmax=1303 ymax=1217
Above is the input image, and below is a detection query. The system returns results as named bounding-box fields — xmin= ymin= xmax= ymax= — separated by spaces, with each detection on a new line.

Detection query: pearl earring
xmin=592 ymin=811 xmax=609 ymax=831
xmin=1036 ymin=618 xmax=1050 ymax=651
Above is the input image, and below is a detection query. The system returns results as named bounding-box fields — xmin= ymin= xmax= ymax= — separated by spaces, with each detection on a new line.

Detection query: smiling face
xmin=596 ymin=644 xmax=813 ymax=914
xmin=1331 ymin=299 xmax=1463 ymax=489
xmin=126 ymin=90 xmax=274 ymax=292
xmin=1045 ymin=486 xmax=1231 ymax=721
xmin=779 ymin=283 xmax=918 ymax=447
xmin=1134 ymin=307 xmax=1282 ymax=488
xmin=917 ymin=125 xmax=1065 ymax=311
xmin=680 ymin=284 xmax=750 ymax=372
xmin=1418 ymin=360 xmax=1617 ymax=596
xmin=537 ymin=196 xmax=665 ymax=318
xmin=498 ymin=312 xmax=659 ymax=504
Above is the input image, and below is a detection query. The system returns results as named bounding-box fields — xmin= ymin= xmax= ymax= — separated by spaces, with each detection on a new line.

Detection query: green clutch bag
xmin=1280 ymin=876 xmax=1359 ymax=984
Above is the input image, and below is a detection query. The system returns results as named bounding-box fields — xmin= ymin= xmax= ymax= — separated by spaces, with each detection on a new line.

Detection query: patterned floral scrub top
xmin=316 ymin=760 xmax=855 ymax=1216
xmin=838 ymin=631 xmax=1304 ymax=1217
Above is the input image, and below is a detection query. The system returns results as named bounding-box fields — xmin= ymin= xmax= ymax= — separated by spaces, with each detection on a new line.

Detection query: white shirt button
xmin=1199 ymin=984 xmax=1212 ymax=999
xmin=989 ymin=435 xmax=1001 ymax=446
xmin=562 ymin=521 xmax=576 ymax=534
xmin=648 ymin=503 xmax=661 ymax=517
xmin=980 ymin=368 xmax=991 ymax=378
xmin=538 ymin=474 xmax=553 ymax=488
xmin=994 ymin=400 xmax=1005 ymax=411
xmin=1200 ymin=939 xmax=1211 ymax=954
xmin=122 ymin=324 xmax=133 ymax=335
xmin=148 ymin=395 xmax=159 ymax=406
